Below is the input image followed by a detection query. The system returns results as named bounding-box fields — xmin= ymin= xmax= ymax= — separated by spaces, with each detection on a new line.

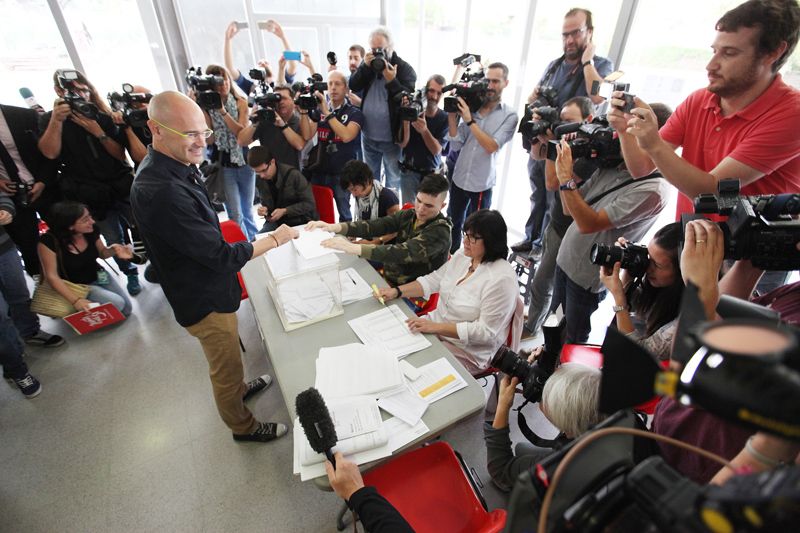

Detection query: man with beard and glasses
xmin=446 ymin=62 xmax=518 ymax=253
xmin=609 ymin=0 xmax=800 ymax=293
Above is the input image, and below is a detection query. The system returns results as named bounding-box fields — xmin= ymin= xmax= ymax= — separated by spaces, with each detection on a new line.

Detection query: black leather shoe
xmin=511 ymin=240 xmax=533 ymax=253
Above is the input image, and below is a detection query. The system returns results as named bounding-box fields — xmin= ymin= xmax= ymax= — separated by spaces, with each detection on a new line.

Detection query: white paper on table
xmin=339 ymin=268 xmax=374 ymax=304
xmin=407 ymin=357 xmax=468 ymax=404
xmin=315 ymin=344 xmax=406 ymax=399
xmin=348 ymin=305 xmax=431 ymax=359
xmin=326 ymin=396 xmax=383 ymax=440
xmin=264 ymin=237 xmax=339 ymax=279
xmin=399 ymin=360 xmax=421 ymax=381
xmin=383 ymin=416 xmax=430 ymax=453
xmin=292 ymin=229 xmax=342 ymax=260
xmin=277 ymin=275 xmax=335 ymax=322
xmin=377 ymin=388 xmax=429 ymax=426
xmin=293 ymin=422 xmax=392 ymax=481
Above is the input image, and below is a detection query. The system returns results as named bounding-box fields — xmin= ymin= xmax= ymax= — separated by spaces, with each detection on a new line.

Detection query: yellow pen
xmin=371 ymin=283 xmax=385 ymax=305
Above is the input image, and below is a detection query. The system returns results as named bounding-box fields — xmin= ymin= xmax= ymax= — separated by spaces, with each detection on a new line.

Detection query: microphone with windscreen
xmin=295 ymin=387 xmax=338 ymax=468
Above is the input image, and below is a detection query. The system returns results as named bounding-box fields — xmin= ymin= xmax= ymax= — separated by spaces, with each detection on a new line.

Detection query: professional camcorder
xmin=292 ymin=74 xmax=328 ymax=111
xmin=185 ymin=67 xmax=224 ymax=110
xmin=397 ymin=89 xmax=425 ymax=121
xmin=443 ymin=66 xmax=488 ymax=114
xmin=247 ymin=69 xmax=280 ymax=124
xmin=681 ymin=179 xmax=800 ymax=271
xmin=590 ymin=241 xmax=650 ymax=278
xmin=55 ymin=69 xmax=100 ymax=120
xmin=107 ymin=83 xmax=151 ymax=128
xmin=546 ymin=115 xmax=623 ymax=167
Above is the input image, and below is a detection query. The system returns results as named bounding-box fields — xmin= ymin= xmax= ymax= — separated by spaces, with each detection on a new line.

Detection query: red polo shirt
xmin=659 ymin=74 xmax=800 ymax=216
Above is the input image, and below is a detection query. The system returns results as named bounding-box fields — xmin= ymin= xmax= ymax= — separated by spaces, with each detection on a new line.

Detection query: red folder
xmin=63 ymin=303 xmax=125 ymax=334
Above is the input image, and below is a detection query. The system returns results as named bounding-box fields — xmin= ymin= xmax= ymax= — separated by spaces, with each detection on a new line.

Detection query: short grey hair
xmin=369 ymin=26 xmax=394 ymax=53
xmin=541 ymin=363 xmax=604 ymax=438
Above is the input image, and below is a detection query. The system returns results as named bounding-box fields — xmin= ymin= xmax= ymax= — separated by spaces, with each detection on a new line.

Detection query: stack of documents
xmin=339 ymin=268 xmax=374 ymax=304
xmin=292 ymin=228 xmax=341 ymax=260
xmin=348 ymin=306 xmax=431 ymax=359
xmin=406 ymin=358 xmax=468 ymax=404
xmin=315 ymin=343 xmax=406 ymax=399
xmin=277 ymin=275 xmax=337 ymax=323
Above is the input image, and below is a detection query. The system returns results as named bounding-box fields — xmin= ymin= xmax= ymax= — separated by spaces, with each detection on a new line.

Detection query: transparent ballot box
xmin=263 ymin=240 xmax=343 ymax=331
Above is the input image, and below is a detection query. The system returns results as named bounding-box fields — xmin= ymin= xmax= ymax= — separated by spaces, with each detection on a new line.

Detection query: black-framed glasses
xmin=462 ymin=231 xmax=483 ymax=244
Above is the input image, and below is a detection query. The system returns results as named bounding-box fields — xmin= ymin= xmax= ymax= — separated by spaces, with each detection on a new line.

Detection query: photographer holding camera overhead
xmin=548 ymin=103 xmax=673 ymax=344
xmin=237 ymin=84 xmax=305 ymax=168
xmin=609 ymin=0 xmax=800 ymax=293
xmin=192 ymin=64 xmax=257 ymax=241
xmin=300 ymin=71 xmax=364 ymax=222
xmin=446 ymin=61 xmax=518 ymax=253
xmin=349 ymin=27 xmax=417 ymax=194
xmin=512 ymin=7 xmax=614 ymax=259
xmin=38 ymin=69 xmax=144 ymax=296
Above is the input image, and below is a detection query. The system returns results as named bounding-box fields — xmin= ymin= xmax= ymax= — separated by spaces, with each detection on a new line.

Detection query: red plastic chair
xmin=415 ymin=292 xmax=440 ymax=317
xmin=560 ymin=344 xmax=667 ymax=414
xmin=401 ymin=202 xmax=414 ymax=210
xmin=220 ymin=220 xmax=249 ymax=300
xmin=361 ymin=441 xmax=506 ymax=533
xmin=311 ymin=185 xmax=336 ymax=224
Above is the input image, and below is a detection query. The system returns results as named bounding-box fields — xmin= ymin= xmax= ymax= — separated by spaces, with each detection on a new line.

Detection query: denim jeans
xmin=550 ymin=265 xmax=605 ymax=344
xmin=447 ymin=180 xmax=492 ymax=253
xmin=526 ymin=226 xmax=562 ymax=334
xmin=311 ymin=173 xmax=352 ymax=222
xmin=87 ymin=275 xmax=132 ymax=317
xmin=222 ymin=165 xmax=258 ymax=241
xmin=362 ymin=137 xmax=402 ymax=192
xmin=524 ymin=158 xmax=552 ymax=248
xmin=0 ymin=247 xmax=34 ymax=378
xmin=95 ymin=201 xmax=138 ymax=276
xmin=400 ymin=168 xmax=424 ymax=207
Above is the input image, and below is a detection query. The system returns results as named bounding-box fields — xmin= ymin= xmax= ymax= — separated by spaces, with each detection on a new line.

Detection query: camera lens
xmin=490 ymin=346 xmax=533 ymax=382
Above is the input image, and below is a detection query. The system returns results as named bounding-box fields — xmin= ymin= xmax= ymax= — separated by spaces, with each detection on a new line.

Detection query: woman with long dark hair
xmin=202 ymin=64 xmax=258 ymax=240
xmin=38 ymin=201 xmax=132 ymax=316
xmin=600 ymin=222 xmax=683 ymax=359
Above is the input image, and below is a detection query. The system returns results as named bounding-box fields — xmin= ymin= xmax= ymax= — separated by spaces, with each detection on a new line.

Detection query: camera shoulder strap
xmin=584 ymin=171 xmax=662 ymax=207
xmin=516 ymin=399 xmax=571 ymax=449
xmin=0 ymin=138 xmax=21 ymax=183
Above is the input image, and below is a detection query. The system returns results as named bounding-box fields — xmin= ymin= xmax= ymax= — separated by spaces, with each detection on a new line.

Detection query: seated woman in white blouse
xmin=377 ymin=209 xmax=519 ymax=373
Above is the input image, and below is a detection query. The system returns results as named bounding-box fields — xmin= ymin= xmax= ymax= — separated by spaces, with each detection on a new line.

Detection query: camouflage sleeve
xmin=362 ymin=218 xmax=451 ymax=265
xmin=343 ymin=211 xmax=403 ymax=239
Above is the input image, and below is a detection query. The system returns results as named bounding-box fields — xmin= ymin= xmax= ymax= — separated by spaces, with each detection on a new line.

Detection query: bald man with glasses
xmin=131 ymin=91 xmax=299 ymax=444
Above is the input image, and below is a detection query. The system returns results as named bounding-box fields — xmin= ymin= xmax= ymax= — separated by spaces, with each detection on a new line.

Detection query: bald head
xmin=148 ymin=91 xmax=208 ymax=166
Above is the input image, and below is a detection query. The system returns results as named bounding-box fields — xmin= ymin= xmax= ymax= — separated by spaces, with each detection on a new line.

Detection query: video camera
xmin=681 ymin=179 xmax=800 ymax=271
xmin=246 ymin=68 xmax=281 ymax=124
xmin=292 ymin=73 xmax=328 ymax=111
xmin=107 ymin=83 xmax=152 ymax=129
xmin=397 ymin=88 xmax=425 ymax=121
xmin=545 ymin=115 xmax=623 ymax=167
xmin=55 ymin=69 xmax=100 ymax=120
xmin=590 ymin=241 xmax=650 ymax=278
xmin=442 ymin=67 xmax=488 ymax=114
xmin=185 ymin=67 xmax=224 ymax=111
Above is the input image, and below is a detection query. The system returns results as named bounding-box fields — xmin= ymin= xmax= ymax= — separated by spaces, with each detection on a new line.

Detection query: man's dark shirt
xmin=314 ymin=102 xmax=364 ymax=175
xmin=347 ymin=486 xmax=413 ymax=532
xmin=254 ymin=112 xmax=301 ymax=167
xmin=131 ymin=147 xmax=254 ymax=327
xmin=401 ymin=110 xmax=448 ymax=172
xmin=38 ymin=111 xmax=133 ymax=218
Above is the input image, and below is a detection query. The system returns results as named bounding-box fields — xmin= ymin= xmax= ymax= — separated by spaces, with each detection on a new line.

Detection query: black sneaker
xmin=243 ymin=374 xmax=273 ymax=402
xmin=24 ymin=330 xmax=65 ymax=348
xmin=14 ymin=373 xmax=42 ymax=398
xmin=127 ymin=274 xmax=142 ymax=296
xmin=510 ymin=240 xmax=533 ymax=253
xmin=233 ymin=421 xmax=288 ymax=443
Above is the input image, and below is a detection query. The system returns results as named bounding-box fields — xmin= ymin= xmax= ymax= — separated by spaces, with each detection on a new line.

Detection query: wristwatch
xmin=280 ymin=124 xmax=290 ymax=130
xmin=559 ymin=178 xmax=578 ymax=191
xmin=582 ymin=59 xmax=593 ymax=68
xmin=466 ymin=119 xmax=475 ymax=126
xmin=612 ymin=304 xmax=627 ymax=313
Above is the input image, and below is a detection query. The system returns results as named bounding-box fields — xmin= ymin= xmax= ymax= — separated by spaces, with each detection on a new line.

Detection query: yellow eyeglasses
xmin=152 ymin=118 xmax=213 ymax=140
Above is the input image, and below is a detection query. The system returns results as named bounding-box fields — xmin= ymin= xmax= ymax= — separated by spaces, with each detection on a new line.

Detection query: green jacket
xmin=255 ymin=163 xmax=318 ymax=227
xmin=343 ymin=209 xmax=452 ymax=286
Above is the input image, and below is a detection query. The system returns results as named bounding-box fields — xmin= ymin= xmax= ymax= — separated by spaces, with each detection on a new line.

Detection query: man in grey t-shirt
xmin=550 ymin=140 xmax=670 ymax=343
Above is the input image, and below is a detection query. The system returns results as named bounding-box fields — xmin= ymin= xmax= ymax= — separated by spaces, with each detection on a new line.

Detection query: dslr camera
xmin=293 ymin=74 xmax=328 ymax=112
xmin=518 ymin=86 xmax=560 ymax=142
xmin=590 ymin=241 xmax=650 ymax=278
xmin=185 ymin=67 xmax=224 ymax=110
xmin=442 ymin=68 xmax=488 ymax=114
xmin=397 ymin=89 xmax=425 ymax=121
xmin=546 ymin=115 xmax=623 ymax=167
xmin=682 ymin=179 xmax=800 ymax=270
xmin=591 ymin=72 xmax=636 ymax=113
xmin=370 ymin=47 xmax=387 ymax=73
xmin=107 ymin=83 xmax=152 ymax=129
xmin=55 ymin=69 xmax=100 ymax=120
xmin=9 ymin=181 xmax=32 ymax=208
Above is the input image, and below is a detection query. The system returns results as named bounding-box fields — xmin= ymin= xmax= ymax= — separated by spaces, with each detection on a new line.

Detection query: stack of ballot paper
xmin=315 ymin=343 xmax=406 ymax=399
xmin=348 ymin=306 xmax=431 ymax=359
xmin=292 ymin=228 xmax=342 ymax=260
xmin=277 ymin=275 xmax=337 ymax=323
xmin=339 ymin=268 xmax=374 ymax=304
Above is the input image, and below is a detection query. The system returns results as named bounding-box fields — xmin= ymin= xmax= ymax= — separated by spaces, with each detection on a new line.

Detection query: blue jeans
xmin=311 ymin=173 xmax=352 ymax=222
xmin=222 ymin=165 xmax=258 ymax=241
xmin=524 ymin=158 xmax=552 ymax=248
xmin=362 ymin=137 xmax=402 ymax=192
xmin=88 ymin=275 xmax=132 ymax=317
xmin=0 ymin=247 xmax=35 ymax=378
xmin=400 ymin=168 xmax=425 ymax=207
xmin=447 ymin=180 xmax=493 ymax=253
xmin=550 ymin=265 xmax=605 ymax=344
xmin=95 ymin=201 xmax=138 ymax=276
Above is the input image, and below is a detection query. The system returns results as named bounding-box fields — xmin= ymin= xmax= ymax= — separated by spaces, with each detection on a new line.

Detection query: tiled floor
xmin=0 ymin=267 xmax=563 ymax=533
